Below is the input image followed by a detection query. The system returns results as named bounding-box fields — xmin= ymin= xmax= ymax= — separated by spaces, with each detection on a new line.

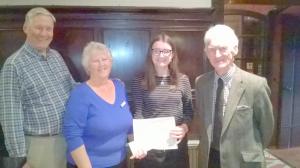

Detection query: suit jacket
xmin=195 ymin=67 xmax=274 ymax=168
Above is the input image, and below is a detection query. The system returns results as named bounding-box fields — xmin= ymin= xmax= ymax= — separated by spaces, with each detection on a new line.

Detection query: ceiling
xmin=225 ymin=2 xmax=300 ymax=16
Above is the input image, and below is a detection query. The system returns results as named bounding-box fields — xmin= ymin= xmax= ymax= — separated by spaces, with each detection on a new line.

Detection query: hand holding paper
xmin=170 ymin=123 xmax=189 ymax=142
xmin=129 ymin=117 xmax=179 ymax=155
xmin=128 ymin=141 xmax=147 ymax=159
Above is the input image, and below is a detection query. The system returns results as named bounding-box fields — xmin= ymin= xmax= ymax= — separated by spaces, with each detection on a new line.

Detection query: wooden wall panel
xmin=47 ymin=8 xmax=214 ymax=85
xmin=103 ymin=30 xmax=150 ymax=86
xmin=52 ymin=28 xmax=95 ymax=82
xmin=164 ymin=31 xmax=205 ymax=88
xmin=0 ymin=30 xmax=25 ymax=66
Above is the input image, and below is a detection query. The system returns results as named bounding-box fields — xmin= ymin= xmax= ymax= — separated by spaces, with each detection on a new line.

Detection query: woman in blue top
xmin=63 ymin=41 xmax=133 ymax=168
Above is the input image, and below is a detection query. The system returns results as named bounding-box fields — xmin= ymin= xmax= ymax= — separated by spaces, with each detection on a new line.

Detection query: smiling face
xmin=204 ymin=25 xmax=239 ymax=75
xmin=151 ymin=40 xmax=173 ymax=69
xmin=88 ymin=49 xmax=112 ymax=80
xmin=23 ymin=14 xmax=54 ymax=54
xmin=205 ymin=38 xmax=238 ymax=75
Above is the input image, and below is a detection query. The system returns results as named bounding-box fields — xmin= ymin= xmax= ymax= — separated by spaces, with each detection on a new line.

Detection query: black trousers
xmin=67 ymin=158 xmax=127 ymax=168
xmin=135 ymin=136 xmax=189 ymax=168
xmin=208 ymin=148 xmax=221 ymax=168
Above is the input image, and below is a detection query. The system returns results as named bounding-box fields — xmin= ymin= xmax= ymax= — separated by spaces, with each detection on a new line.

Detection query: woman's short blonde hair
xmin=24 ymin=7 xmax=56 ymax=28
xmin=81 ymin=41 xmax=112 ymax=75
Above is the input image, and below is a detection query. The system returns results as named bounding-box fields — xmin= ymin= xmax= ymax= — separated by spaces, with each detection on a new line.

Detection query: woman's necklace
xmin=159 ymin=76 xmax=169 ymax=85
xmin=160 ymin=78 xmax=166 ymax=85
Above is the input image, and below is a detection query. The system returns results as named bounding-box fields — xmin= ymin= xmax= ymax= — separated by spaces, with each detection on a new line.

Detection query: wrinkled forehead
xmin=207 ymin=34 xmax=237 ymax=48
xmin=29 ymin=15 xmax=55 ymax=26
xmin=90 ymin=48 xmax=112 ymax=59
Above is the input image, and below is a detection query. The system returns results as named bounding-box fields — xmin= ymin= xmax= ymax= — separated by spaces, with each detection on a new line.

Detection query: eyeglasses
xmin=152 ymin=48 xmax=172 ymax=57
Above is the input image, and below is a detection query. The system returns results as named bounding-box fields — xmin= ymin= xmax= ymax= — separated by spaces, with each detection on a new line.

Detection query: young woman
xmin=131 ymin=33 xmax=193 ymax=168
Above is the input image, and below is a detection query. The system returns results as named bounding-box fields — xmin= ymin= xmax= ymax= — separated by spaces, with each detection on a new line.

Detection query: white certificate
xmin=132 ymin=117 xmax=178 ymax=151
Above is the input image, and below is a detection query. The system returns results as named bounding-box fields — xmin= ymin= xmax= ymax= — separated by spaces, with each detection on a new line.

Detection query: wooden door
xmin=279 ymin=15 xmax=300 ymax=148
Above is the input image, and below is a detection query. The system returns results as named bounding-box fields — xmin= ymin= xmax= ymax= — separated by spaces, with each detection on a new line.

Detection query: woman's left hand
xmin=129 ymin=144 xmax=147 ymax=160
xmin=169 ymin=123 xmax=189 ymax=142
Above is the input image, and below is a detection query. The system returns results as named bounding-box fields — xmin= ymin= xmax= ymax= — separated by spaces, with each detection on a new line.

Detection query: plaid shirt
xmin=0 ymin=42 xmax=74 ymax=157
xmin=213 ymin=65 xmax=236 ymax=117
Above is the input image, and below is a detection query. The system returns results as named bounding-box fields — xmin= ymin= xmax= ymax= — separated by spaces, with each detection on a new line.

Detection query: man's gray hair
xmin=204 ymin=24 xmax=239 ymax=48
xmin=24 ymin=7 xmax=56 ymax=27
xmin=82 ymin=41 xmax=112 ymax=75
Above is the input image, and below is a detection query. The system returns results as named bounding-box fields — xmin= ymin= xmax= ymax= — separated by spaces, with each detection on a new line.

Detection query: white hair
xmin=81 ymin=41 xmax=112 ymax=75
xmin=24 ymin=7 xmax=56 ymax=28
xmin=204 ymin=24 xmax=239 ymax=48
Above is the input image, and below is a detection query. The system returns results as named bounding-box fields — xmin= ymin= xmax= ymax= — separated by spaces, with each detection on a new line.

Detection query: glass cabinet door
xmin=225 ymin=12 xmax=267 ymax=77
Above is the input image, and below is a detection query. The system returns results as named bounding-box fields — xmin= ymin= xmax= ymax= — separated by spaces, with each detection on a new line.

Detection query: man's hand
xmin=22 ymin=162 xmax=30 ymax=168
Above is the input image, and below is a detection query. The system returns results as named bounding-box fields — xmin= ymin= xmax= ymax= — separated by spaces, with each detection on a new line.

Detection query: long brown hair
xmin=143 ymin=33 xmax=180 ymax=91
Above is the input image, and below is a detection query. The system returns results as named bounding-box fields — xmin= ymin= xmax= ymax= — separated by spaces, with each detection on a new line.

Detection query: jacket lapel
xmin=221 ymin=68 xmax=246 ymax=136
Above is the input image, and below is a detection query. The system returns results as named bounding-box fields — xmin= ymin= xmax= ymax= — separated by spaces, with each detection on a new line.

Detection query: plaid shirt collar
xmin=23 ymin=42 xmax=50 ymax=60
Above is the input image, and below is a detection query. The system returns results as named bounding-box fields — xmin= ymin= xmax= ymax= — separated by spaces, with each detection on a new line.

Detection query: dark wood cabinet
xmin=224 ymin=11 xmax=268 ymax=77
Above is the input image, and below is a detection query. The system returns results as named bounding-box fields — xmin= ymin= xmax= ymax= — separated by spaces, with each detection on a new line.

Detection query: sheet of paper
xmin=132 ymin=117 xmax=178 ymax=151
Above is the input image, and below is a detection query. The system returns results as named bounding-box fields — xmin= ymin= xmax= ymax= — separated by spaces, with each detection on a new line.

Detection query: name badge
xmin=120 ymin=101 xmax=126 ymax=108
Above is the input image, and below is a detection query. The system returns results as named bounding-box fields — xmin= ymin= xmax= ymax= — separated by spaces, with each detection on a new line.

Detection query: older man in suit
xmin=195 ymin=24 xmax=274 ymax=168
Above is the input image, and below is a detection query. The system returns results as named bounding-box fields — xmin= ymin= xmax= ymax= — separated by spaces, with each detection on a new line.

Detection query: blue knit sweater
xmin=63 ymin=79 xmax=132 ymax=167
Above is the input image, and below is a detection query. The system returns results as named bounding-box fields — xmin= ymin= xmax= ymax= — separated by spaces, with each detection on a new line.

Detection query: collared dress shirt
xmin=213 ymin=65 xmax=236 ymax=117
xmin=0 ymin=42 xmax=74 ymax=157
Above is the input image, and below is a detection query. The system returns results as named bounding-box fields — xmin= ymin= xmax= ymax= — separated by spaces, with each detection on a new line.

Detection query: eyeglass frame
xmin=151 ymin=48 xmax=173 ymax=57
